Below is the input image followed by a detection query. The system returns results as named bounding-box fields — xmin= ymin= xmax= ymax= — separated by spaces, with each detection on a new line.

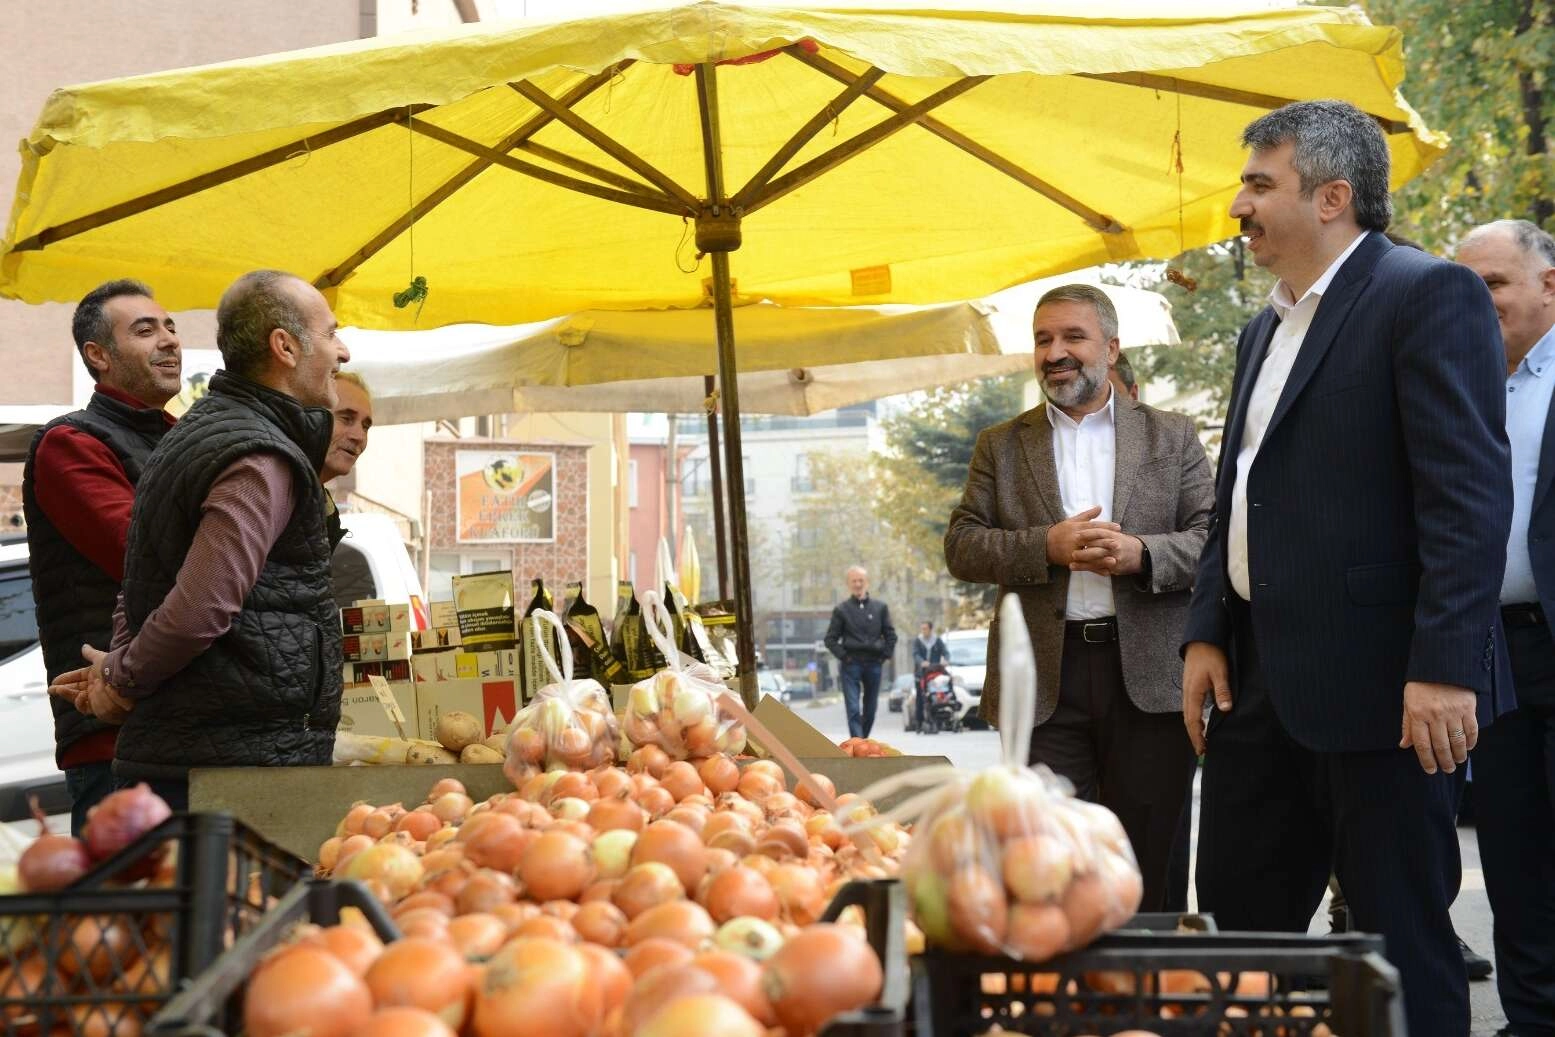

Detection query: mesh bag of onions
xmin=620 ymin=591 xmax=746 ymax=761
xmin=853 ymin=594 xmax=1143 ymax=960
xmin=503 ymin=610 xmax=621 ymax=783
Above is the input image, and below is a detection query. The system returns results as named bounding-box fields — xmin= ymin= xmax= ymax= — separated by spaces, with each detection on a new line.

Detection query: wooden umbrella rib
xmin=791 ymin=50 xmax=1122 ymax=232
xmin=10 ymin=105 xmax=434 ymax=252
xmin=315 ymin=60 xmax=633 ymax=289
xmin=408 ymin=119 xmax=688 ymax=215
xmin=1078 ymin=72 xmax=1413 ymax=135
xmin=728 ymin=61 xmax=887 ymax=210
xmin=741 ymin=75 xmax=991 ymax=217
xmin=509 ymin=79 xmax=703 ymax=213
xmin=513 ymin=140 xmax=659 ymax=194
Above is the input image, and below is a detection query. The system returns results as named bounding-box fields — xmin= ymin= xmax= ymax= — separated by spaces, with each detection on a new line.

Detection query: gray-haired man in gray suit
xmin=945 ymin=284 xmax=1214 ymax=910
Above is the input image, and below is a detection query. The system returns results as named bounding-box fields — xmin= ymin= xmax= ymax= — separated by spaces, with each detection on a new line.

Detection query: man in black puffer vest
xmin=24 ymin=280 xmax=181 ymax=834
xmin=50 ymin=270 xmax=350 ymax=810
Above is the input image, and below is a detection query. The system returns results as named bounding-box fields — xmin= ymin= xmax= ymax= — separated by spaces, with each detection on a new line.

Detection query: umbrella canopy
xmin=342 ymin=278 xmax=1178 ymax=423
xmin=2 ymin=1 xmax=1437 ymax=326
xmin=1 ymin=0 xmax=1437 ymax=705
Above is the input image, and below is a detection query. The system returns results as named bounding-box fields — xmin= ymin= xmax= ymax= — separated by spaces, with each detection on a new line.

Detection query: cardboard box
xmin=417 ymin=677 xmax=519 ymax=741
xmin=411 ymin=626 xmax=462 ymax=652
xmin=341 ymin=633 xmax=386 ymax=663
xmin=343 ymin=602 xmax=414 ymax=635
xmin=429 ymin=600 xmax=459 ymax=629
xmin=343 ymin=659 xmax=412 ymax=684
xmin=750 ymin=696 xmax=849 ymax=758
xmin=412 ymin=648 xmax=520 ymax=685
xmin=384 ymin=630 xmax=412 ymax=661
xmin=337 ymin=679 xmax=419 ymax=739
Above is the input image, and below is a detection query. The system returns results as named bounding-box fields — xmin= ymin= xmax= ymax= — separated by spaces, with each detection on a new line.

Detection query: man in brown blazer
xmin=945 ymin=284 xmax=1214 ymax=910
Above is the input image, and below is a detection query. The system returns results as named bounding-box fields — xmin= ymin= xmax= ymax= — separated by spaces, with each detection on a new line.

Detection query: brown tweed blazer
xmin=944 ymin=396 xmax=1214 ymax=728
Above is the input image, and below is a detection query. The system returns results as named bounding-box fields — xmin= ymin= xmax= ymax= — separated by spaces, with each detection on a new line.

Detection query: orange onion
xmin=691 ymin=950 xmax=777 ymax=1026
xmin=577 ymin=943 xmax=634 ymax=1015
xmin=245 ymin=946 xmax=372 ymax=1037
xmin=612 ymin=862 xmax=684 ymax=919
xmin=761 ymin=925 xmax=883 ymax=1037
xmin=472 ymin=938 xmax=602 ymax=1037
xmin=624 ymin=900 xmax=716 ymax=949
xmin=637 ymin=994 xmax=764 ymax=1037
xmin=348 ymin=1007 xmax=456 ymax=1037
xmin=447 ymin=913 xmax=509 ymax=960
xmin=572 ymin=900 xmax=629 ymax=947
xmin=588 ymin=797 xmax=646 ymax=833
xmin=704 ymin=866 xmax=780 ymax=924
xmin=304 ymin=924 xmax=384 ymax=977
xmin=622 ymin=937 xmax=695 ymax=978
xmin=365 ymin=937 xmax=473 ymax=1029
xmin=631 ymin=821 xmax=708 ymax=894
xmin=770 ymin=863 xmax=827 ymax=925
xmin=518 ymin=831 xmax=593 ymax=902
xmin=697 ymin=756 xmax=740 ymax=796
xmin=619 ymin=963 xmax=720 ymax=1036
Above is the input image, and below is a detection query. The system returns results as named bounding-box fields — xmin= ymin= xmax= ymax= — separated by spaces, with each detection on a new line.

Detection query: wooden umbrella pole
xmin=694 ymin=63 xmax=759 ymax=711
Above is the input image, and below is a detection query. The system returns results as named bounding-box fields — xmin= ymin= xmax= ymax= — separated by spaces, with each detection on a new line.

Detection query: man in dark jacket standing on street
xmin=50 ymin=269 xmax=350 ymax=810
xmin=24 ymin=279 xmax=180 ymax=834
xmin=824 ymin=566 xmax=897 ymax=738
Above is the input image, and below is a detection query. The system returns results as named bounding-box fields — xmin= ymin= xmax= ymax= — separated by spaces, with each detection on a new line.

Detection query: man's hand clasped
xmin=1047 ymin=505 xmax=1145 ymax=577
xmin=47 ymin=644 xmax=134 ymax=725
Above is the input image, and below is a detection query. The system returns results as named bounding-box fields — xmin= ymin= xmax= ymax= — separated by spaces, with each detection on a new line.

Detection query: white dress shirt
xmin=1229 ymin=232 xmax=1367 ymax=601
xmin=1502 ymin=321 xmax=1555 ymax=604
xmin=1048 ymin=386 xmax=1116 ymax=619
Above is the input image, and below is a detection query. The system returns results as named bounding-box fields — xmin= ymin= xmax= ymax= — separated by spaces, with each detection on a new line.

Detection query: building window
xmin=628 ymin=459 xmax=639 ymax=509
xmin=791 ymin=454 xmax=813 ymax=493
xmin=792 ymin=527 xmax=820 ymax=549
xmin=628 ymin=550 xmax=638 ymax=585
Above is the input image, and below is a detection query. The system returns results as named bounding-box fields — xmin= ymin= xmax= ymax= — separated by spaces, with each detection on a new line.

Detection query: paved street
xmin=793 ymin=690 xmax=1509 ymax=1035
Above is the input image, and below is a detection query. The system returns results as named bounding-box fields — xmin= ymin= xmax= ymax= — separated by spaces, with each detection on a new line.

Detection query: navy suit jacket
xmin=1184 ymin=231 xmax=1515 ymax=752
xmin=1530 ymin=380 xmax=1555 ymax=640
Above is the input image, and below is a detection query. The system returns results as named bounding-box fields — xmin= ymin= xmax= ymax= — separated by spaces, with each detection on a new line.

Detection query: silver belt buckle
xmin=1082 ymin=621 xmax=1111 ymax=644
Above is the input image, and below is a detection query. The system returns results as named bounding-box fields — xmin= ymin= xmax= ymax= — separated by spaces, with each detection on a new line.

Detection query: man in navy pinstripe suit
xmin=1180 ymin=101 xmax=1513 ymax=1037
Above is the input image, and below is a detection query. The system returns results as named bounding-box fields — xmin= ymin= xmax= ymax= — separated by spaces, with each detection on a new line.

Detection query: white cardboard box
xmin=338 ymin=680 xmax=420 ymax=739
xmin=412 ymin=648 xmax=520 ymax=685
xmin=417 ymin=676 xmax=520 ymax=741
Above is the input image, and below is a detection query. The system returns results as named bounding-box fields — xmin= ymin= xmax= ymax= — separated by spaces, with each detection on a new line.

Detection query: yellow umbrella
xmin=0 ymin=1 xmax=1442 ymax=703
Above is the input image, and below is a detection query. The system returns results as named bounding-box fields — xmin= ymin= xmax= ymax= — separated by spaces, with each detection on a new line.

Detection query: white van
xmin=0 ymin=514 xmax=427 ymax=821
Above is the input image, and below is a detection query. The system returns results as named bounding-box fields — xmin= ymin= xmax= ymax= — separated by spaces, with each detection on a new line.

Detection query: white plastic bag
xmin=503 ymin=609 xmax=620 ymax=783
xmin=855 ymin=594 xmax=1143 ymax=959
xmin=620 ymin=590 xmax=747 ymax=759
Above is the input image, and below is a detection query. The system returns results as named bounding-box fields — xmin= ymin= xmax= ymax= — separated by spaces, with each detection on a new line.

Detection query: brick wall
xmin=425 ymin=439 xmax=589 ymax=590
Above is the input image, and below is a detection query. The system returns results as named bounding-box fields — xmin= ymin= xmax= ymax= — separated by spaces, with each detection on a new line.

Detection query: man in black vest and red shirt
xmin=24 ymin=280 xmax=181 ymax=834
xmin=50 ymin=270 xmax=349 ymax=811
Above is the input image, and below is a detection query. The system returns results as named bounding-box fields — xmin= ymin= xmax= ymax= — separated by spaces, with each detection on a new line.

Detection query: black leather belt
xmin=1065 ymin=617 xmax=1117 ymax=644
xmin=1501 ymin=602 xmax=1547 ymax=629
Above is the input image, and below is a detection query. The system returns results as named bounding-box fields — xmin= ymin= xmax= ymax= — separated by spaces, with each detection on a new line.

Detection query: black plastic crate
xmin=149 ymin=877 xmax=909 ymax=1037
xmin=911 ymin=929 xmax=1405 ymax=1037
xmin=1 ymin=813 xmax=308 ymax=1036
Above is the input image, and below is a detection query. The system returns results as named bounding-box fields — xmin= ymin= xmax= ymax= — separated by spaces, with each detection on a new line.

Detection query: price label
xmin=367 ymin=675 xmax=407 ymax=739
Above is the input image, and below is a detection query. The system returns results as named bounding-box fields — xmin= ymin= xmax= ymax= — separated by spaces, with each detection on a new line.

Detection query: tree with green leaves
xmin=870 ymin=373 xmax=1029 ymax=619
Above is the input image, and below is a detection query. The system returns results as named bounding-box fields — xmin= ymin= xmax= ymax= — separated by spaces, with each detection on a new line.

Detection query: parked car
xmin=334 ymin=513 xmax=430 ymax=628
xmin=886 ymin=673 xmax=914 ymax=712
xmin=756 ymin=668 xmax=788 ymax=700
xmin=942 ymin=628 xmax=988 ymax=728
xmin=0 ymin=537 xmax=66 ymax=822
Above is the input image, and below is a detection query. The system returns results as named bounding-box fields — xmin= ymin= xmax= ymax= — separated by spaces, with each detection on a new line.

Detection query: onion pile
xmin=903 ymin=764 xmax=1142 ymax=960
xmin=303 ymin=758 xmax=908 ymax=1036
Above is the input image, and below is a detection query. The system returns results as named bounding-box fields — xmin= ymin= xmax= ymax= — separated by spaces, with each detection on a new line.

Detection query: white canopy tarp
xmin=341 ymin=276 xmax=1179 ymax=424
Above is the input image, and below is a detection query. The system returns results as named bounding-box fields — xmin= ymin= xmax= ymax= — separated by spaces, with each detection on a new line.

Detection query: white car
xmin=0 ymin=538 xmax=64 ymax=822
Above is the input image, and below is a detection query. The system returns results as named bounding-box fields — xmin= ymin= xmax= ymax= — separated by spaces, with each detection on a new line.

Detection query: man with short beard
xmin=945 ymin=284 xmax=1213 ymax=911
xmin=24 ymin=279 xmax=181 ymax=834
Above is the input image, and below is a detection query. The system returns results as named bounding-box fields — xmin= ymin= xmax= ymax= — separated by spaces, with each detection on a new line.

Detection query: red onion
xmin=83 ymin=783 xmax=172 ymax=873
xmin=17 ymin=796 xmax=91 ymax=891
